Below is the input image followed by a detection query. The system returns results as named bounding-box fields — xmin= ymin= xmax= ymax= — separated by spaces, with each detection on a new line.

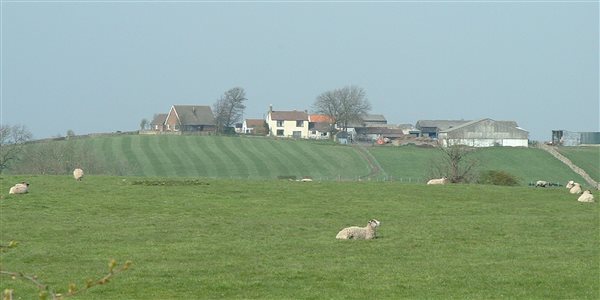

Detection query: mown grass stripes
xmin=139 ymin=136 xmax=166 ymax=176
xmin=13 ymin=135 xmax=593 ymax=184
xmin=213 ymin=136 xmax=250 ymax=178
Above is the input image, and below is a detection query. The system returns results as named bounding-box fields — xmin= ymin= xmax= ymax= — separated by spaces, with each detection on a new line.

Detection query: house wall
xmin=267 ymin=113 xmax=309 ymax=138
xmin=165 ymin=108 xmax=179 ymax=131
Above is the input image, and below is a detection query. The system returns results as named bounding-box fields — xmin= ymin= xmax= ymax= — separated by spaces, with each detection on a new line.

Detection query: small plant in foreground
xmin=1 ymin=241 xmax=131 ymax=300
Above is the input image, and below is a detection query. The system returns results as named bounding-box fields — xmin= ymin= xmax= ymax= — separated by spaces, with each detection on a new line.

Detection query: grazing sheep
xmin=427 ymin=177 xmax=447 ymax=185
xmin=336 ymin=219 xmax=381 ymax=240
xmin=577 ymin=190 xmax=594 ymax=203
xmin=8 ymin=182 xmax=29 ymax=194
xmin=73 ymin=168 xmax=84 ymax=181
xmin=569 ymin=183 xmax=582 ymax=194
xmin=535 ymin=180 xmax=549 ymax=187
xmin=565 ymin=180 xmax=575 ymax=189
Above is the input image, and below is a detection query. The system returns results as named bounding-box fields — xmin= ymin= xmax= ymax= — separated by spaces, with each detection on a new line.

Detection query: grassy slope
xmin=1 ymin=176 xmax=598 ymax=299
xmin=72 ymin=135 xmax=370 ymax=180
xmin=556 ymin=146 xmax=600 ymax=182
xmin=368 ymin=145 xmax=588 ymax=185
xmin=12 ymin=136 xmax=592 ymax=186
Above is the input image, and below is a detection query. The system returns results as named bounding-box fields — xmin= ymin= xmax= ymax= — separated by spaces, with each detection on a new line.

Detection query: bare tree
xmin=429 ymin=140 xmax=478 ymax=183
xmin=0 ymin=124 xmax=32 ymax=173
xmin=313 ymin=85 xmax=371 ymax=133
xmin=139 ymin=118 xmax=148 ymax=131
xmin=213 ymin=87 xmax=247 ymax=134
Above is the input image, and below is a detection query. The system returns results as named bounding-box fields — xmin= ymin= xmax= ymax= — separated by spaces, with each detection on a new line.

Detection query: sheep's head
xmin=368 ymin=219 xmax=381 ymax=228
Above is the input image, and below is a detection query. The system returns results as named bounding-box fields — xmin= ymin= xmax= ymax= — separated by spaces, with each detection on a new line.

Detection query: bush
xmin=478 ymin=170 xmax=519 ymax=186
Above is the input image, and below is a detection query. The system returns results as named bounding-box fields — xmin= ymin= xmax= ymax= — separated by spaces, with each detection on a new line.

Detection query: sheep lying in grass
xmin=569 ymin=183 xmax=582 ymax=194
xmin=8 ymin=182 xmax=29 ymax=194
xmin=535 ymin=180 xmax=549 ymax=187
xmin=427 ymin=177 xmax=447 ymax=185
xmin=73 ymin=168 xmax=84 ymax=181
xmin=336 ymin=219 xmax=380 ymax=240
xmin=577 ymin=190 xmax=594 ymax=203
xmin=565 ymin=180 xmax=575 ymax=189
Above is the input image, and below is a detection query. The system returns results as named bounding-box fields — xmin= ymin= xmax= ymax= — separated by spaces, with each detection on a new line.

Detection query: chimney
xmin=269 ymin=104 xmax=273 ymax=113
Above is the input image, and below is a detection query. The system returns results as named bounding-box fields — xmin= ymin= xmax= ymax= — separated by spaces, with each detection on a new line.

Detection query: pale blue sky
xmin=1 ymin=1 xmax=598 ymax=141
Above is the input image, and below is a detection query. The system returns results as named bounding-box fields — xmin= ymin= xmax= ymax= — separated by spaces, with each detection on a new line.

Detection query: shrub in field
xmin=478 ymin=170 xmax=519 ymax=186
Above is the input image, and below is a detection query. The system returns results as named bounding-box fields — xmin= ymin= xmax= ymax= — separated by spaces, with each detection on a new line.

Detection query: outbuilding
xmin=437 ymin=118 xmax=529 ymax=147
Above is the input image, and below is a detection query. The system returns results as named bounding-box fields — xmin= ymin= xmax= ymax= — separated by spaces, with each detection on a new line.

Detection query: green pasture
xmin=557 ymin=146 xmax=600 ymax=182
xmin=1 ymin=176 xmax=598 ymax=299
xmin=369 ymin=145 xmax=589 ymax=185
xmin=17 ymin=136 xmax=370 ymax=180
xmin=9 ymin=135 xmax=594 ymax=187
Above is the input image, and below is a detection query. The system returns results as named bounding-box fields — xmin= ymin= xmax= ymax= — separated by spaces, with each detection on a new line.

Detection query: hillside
xmin=556 ymin=146 xmax=600 ymax=182
xmin=8 ymin=135 xmax=591 ymax=186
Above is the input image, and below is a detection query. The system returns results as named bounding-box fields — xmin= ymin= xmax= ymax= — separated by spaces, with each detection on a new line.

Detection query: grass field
xmin=11 ymin=135 xmax=593 ymax=187
xmin=369 ymin=145 xmax=589 ymax=185
xmin=557 ymin=146 xmax=600 ymax=182
xmin=1 ymin=176 xmax=598 ymax=299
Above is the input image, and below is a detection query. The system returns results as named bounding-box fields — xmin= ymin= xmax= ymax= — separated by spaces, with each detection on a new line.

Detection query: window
xmin=277 ymin=129 xmax=284 ymax=136
xmin=276 ymin=120 xmax=284 ymax=127
xmin=296 ymin=120 xmax=304 ymax=127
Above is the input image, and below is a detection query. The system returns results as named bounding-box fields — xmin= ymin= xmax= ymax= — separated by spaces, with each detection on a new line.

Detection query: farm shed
xmin=355 ymin=127 xmax=404 ymax=142
xmin=415 ymin=120 xmax=471 ymax=139
xmin=165 ymin=105 xmax=216 ymax=133
xmin=552 ymin=130 xmax=600 ymax=146
xmin=438 ymin=118 xmax=529 ymax=147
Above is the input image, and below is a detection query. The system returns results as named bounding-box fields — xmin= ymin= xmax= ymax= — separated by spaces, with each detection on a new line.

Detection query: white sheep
xmin=73 ymin=168 xmax=84 ymax=181
xmin=535 ymin=180 xmax=549 ymax=187
xmin=577 ymin=190 xmax=594 ymax=203
xmin=565 ymin=180 xmax=575 ymax=189
xmin=569 ymin=183 xmax=582 ymax=194
xmin=336 ymin=219 xmax=381 ymax=240
xmin=8 ymin=182 xmax=29 ymax=194
xmin=427 ymin=177 xmax=447 ymax=185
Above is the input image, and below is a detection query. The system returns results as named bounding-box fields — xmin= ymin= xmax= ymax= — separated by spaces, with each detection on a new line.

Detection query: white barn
xmin=438 ymin=118 xmax=529 ymax=147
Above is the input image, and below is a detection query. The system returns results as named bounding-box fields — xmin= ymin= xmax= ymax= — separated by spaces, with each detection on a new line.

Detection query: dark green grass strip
xmin=139 ymin=136 xmax=166 ymax=176
xmin=177 ymin=136 xmax=208 ymax=177
xmin=235 ymin=138 xmax=272 ymax=177
xmin=212 ymin=136 xmax=250 ymax=178
xmin=156 ymin=136 xmax=188 ymax=177
xmin=304 ymin=143 xmax=340 ymax=175
xmin=130 ymin=136 xmax=154 ymax=176
xmin=191 ymin=137 xmax=228 ymax=178
xmin=283 ymin=140 xmax=328 ymax=177
xmin=100 ymin=136 xmax=118 ymax=174
xmin=267 ymin=139 xmax=310 ymax=177
xmin=120 ymin=136 xmax=142 ymax=176
xmin=251 ymin=138 xmax=290 ymax=178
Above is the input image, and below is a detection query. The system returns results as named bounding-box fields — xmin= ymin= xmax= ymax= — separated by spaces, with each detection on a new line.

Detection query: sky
xmin=1 ymin=0 xmax=598 ymax=141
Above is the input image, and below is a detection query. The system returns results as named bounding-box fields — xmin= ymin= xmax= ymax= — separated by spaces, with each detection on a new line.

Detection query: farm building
xmin=150 ymin=114 xmax=167 ymax=132
xmin=415 ymin=120 xmax=471 ymax=139
xmin=437 ymin=118 xmax=529 ymax=147
xmin=308 ymin=114 xmax=333 ymax=139
xmin=242 ymin=119 xmax=268 ymax=135
xmin=266 ymin=106 xmax=309 ymax=138
xmin=355 ymin=127 xmax=405 ymax=143
xmin=552 ymin=130 xmax=600 ymax=146
xmin=164 ymin=105 xmax=216 ymax=133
